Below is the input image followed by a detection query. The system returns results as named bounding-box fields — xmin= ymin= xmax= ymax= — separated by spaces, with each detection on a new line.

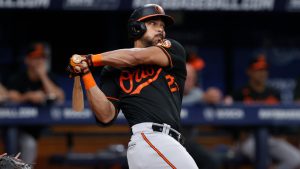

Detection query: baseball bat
xmin=72 ymin=76 xmax=84 ymax=112
xmin=71 ymin=54 xmax=85 ymax=112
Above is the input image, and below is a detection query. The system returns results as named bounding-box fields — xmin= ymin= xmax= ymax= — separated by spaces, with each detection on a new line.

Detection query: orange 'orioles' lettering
xmin=165 ymin=75 xmax=178 ymax=92
xmin=135 ymin=68 xmax=155 ymax=82
xmin=119 ymin=70 xmax=134 ymax=93
xmin=120 ymin=67 xmax=162 ymax=95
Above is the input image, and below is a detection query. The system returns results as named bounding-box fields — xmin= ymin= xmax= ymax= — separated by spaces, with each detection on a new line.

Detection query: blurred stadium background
xmin=1 ymin=0 xmax=300 ymax=169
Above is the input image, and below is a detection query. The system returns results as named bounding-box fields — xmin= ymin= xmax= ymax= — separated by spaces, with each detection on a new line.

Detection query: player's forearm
xmin=91 ymin=48 xmax=146 ymax=68
xmin=86 ymin=88 xmax=116 ymax=123
xmin=88 ymin=46 xmax=168 ymax=68
xmin=82 ymin=73 xmax=115 ymax=123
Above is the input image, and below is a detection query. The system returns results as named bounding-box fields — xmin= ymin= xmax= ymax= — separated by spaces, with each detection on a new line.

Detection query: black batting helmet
xmin=128 ymin=4 xmax=174 ymax=39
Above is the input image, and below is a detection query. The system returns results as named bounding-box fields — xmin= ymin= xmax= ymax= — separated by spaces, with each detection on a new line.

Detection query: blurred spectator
xmin=0 ymin=82 xmax=7 ymax=149
xmin=231 ymin=54 xmax=280 ymax=105
xmin=4 ymin=42 xmax=65 ymax=163
xmin=0 ymin=74 xmax=9 ymax=104
xmin=293 ymin=77 xmax=300 ymax=103
xmin=229 ymin=55 xmax=300 ymax=169
xmin=0 ymin=83 xmax=8 ymax=104
xmin=183 ymin=55 xmax=223 ymax=105
xmin=182 ymin=55 xmax=222 ymax=169
xmin=7 ymin=42 xmax=64 ymax=104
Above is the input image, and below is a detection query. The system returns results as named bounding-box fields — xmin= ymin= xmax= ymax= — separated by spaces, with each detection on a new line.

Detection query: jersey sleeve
xmin=96 ymin=66 xmax=121 ymax=126
xmin=156 ymin=39 xmax=187 ymax=78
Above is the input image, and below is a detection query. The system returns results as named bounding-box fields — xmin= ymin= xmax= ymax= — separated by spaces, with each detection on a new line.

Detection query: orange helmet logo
xmin=154 ymin=5 xmax=164 ymax=14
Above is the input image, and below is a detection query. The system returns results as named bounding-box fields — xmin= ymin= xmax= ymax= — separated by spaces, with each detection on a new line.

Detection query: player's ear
xmin=128 ymin=21 xmax=147 ymax=39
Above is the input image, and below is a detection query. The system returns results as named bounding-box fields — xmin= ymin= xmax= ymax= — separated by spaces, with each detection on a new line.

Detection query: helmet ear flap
xmin=128 ymin=21 xmax=147 ymax=39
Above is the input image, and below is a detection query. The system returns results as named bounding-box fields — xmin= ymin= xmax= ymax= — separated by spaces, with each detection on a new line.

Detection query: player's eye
xmin=149 ymin=21 xmax=156 ymax=25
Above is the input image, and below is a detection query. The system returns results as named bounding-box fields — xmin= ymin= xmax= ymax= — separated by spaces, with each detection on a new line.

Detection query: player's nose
xmin=157 ymin=26 xmax=164 ymax=33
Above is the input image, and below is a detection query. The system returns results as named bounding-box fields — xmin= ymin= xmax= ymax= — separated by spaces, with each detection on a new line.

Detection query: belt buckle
xmin=162 ymin=123 xmax=171 ymax=135
xmin=153 ymin=123 xmax=184 ymax=144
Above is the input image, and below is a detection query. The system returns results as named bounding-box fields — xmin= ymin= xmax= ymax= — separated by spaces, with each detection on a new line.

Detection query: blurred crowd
xmin=182 ymin=51 xmax=300 ymax=169
xmin=0 ymin=42 xmax=65 ymax=164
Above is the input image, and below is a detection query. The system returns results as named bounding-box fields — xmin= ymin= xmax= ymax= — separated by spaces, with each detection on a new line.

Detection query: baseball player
xmin=67 ymin=4 xmax=198 ymax=169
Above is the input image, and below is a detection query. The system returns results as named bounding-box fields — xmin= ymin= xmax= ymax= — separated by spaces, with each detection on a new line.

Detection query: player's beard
xmin=141 ymin=33 xmax=164 ymax=47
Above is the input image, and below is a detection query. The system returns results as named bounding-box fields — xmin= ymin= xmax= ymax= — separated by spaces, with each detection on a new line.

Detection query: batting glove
xmin=67 ymin=54 xmax=90 ymax=78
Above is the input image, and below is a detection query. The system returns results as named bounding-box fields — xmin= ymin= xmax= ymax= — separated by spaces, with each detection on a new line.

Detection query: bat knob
xmin=71 ymin=54 xmax=83 ymax=65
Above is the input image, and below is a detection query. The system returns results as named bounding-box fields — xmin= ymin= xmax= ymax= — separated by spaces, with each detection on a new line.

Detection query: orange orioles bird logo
xmin=157 ymin=39 xmax=171 ymax=48
xmin=154 ymin=5 xmax=165 ymax=14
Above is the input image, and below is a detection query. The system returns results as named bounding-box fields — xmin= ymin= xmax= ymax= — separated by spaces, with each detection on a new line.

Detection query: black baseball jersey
xmin=98 ymin=39 xmax=186 ymax=131
xmin=232 ymin=85 xmax=281 ymax=105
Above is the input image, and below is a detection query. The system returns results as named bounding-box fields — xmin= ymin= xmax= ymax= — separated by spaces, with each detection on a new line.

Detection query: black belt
xmin=152 ymin=123 xmax=185 ymax=145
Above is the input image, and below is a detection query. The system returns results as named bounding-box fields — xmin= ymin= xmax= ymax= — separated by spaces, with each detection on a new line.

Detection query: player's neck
xmin=134 ymin=40 xmax=145 ymax=48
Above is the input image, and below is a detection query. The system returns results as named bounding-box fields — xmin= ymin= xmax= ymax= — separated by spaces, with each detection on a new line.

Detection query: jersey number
xmin=165 ymin=75 xmax=178 ymax=92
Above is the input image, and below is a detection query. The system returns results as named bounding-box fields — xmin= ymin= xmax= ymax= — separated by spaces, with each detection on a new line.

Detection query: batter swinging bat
xmin=71 ymin=54 xmax=84 ymax=112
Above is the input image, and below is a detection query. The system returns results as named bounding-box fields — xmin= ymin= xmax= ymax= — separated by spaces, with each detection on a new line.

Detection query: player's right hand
xmin=67 ymin=54 xmax=91 ymax=78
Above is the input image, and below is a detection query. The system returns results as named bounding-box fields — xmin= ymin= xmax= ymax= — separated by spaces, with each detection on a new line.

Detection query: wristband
xmin=82 ymin=72 xmax=96 ymax=90
xmin=85 ymin=54 xmax=93 ymax=67
xmin=91 ymin=54 xmax=103 ymax=67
